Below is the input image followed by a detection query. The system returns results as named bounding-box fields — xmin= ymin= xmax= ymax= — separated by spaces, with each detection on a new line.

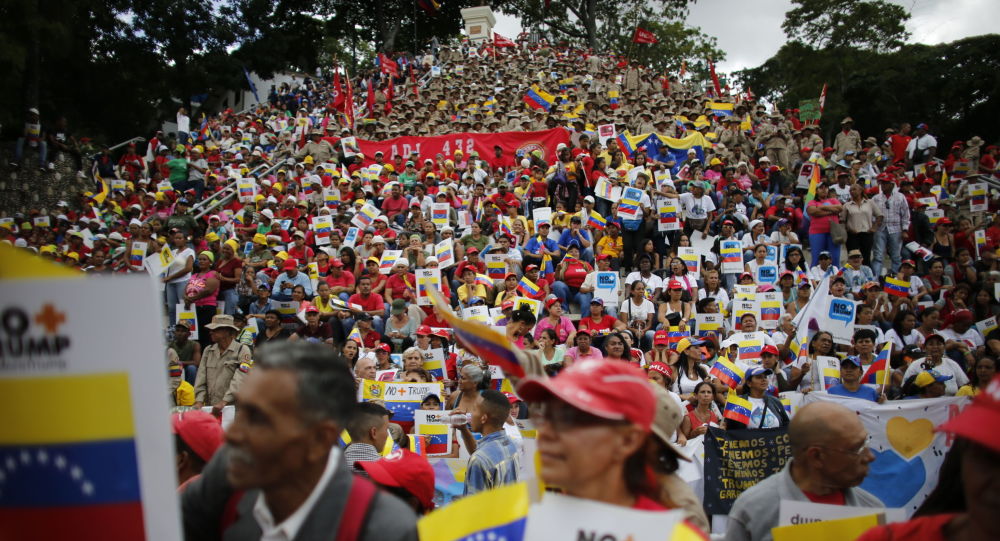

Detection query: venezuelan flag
xmin=418 ymin=482 xmax=528 ymax=541
xmin=128 ymin=243 xmax=145 ymax=267
xmin=409 ymin=434 xmax=427 ymax=457
xmin=863 ymin=342 xmax=892 ymax=384
xmin=540 ymin=254 xmax=554 ymax=278
xmin=823 ymin=365 xmax=841 ymax=389
xmin=680 ymin=251 xmax=699 ymax=274
xmin=738 ymin=340 xmax=763 ymax=364
xmin=486 ymin=258 xmax=506 ymax=281
xmin=348 ymin=326 xmax=363 ymax=344
xmin=517 ymin=276 xmax=540 ymax=297
xmin=483 ymin=97 xmax=496 ymax=112
xmin=423 ymin=357 xmax=445 ymax=381
xmin=709 ymin=357 xmax=745 ymax=389
xmin=522 ymin=85 xmax=555 ymax=112
xmin=760 ymin=299 xmax=781 ymax=323
xmin=608 ymin=89 xmax=620 ymax=109
xmin=805 ymin=162 xmax=821 ymax=204
xmin=0 ymin=374 xmax=146 ymax=540
xmin=708 ymin=101 xmax=734 ymax=117
xmin=475 ymin=273 xmax=494 ymax=287
xmin=883 ymin=276 xmax=910 ymax=298
xmin=360 ymin=380 xmax=443 ymax=423
xmin=417 ymin=423 xmax=450 ymax=455
xmin=426 ymin=288 xmax=526 ymax=378
xmin=781 ymin=397 xmax=792 ymax=415
xmin=667 ymin=326 xmax=689 ymax=349
xmin=558 ymin=77 xmax=574 ymax=91
xmin=587 ymin=211 xmax=607 ymax=230
xmin=498 ymin=216 xmax=514 ymax=237
xmin=91 ymin=172 xmax=110 ymax=205
xmin=723 ymin=390 xmax=752 ymax=426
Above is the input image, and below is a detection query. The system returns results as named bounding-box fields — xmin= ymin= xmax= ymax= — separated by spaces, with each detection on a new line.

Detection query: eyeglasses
xmin=819 ymin=434 xmax=872 ymax=458
xmin=531 ymin=401 xmax=627 ymax=431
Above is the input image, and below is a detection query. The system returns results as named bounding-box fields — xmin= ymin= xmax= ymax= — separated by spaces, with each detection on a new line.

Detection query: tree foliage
xmin=782 ymin=0 xmax=910 ymax=52
xmin=736 ymin=35 xmax=1000 ymax=146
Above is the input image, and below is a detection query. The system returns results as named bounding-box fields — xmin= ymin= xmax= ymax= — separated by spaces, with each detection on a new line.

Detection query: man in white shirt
xmin=679 ymin=181 xmax=716 ymax=236
xmin=182 ymin=342 xmax=417 ymax=541
xmin=905 ymin=122 xmax=937 ymax=166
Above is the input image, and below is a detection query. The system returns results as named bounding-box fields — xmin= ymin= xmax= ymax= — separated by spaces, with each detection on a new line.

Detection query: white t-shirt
xmin=886 ymin=328 xmax=921 ymax=352
xmin=166 ymin=247 xmax=195 ymax=284
xmin=621 ymin=297 xmax=656 ymax=327
xmin=698 ymin=287 xmax=730 ymax=309
xmin=679 ymin=193 xmax=716 ymax=221
xmin=624 ymin=272 xmax=664 ymax=296
xmin=903 ymin=357 xmax=969 ymax=396
xmin=939 ymin=327 xmax=984 ymax=349
xmin=176 ymin=113 xmax=190 ymax=134
xmin=748 ymin=397 xmax=781 ymax=429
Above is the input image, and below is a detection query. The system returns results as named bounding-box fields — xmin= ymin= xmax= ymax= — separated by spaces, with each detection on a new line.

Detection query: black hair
xmin=173 ymin=433 xmax=206 ymax=472
xmin=807 ymin=331 xmax=833 ymax=355
xmin=254 ymin=341 xmax=356 ymax=426
xmin=510 ymin=308 xmax=536 ymax=326
xmin=479 ymin=389 xmax=512 ymax=426
xmin=264 ymin=309 xmax=282 ymax=319
xmin=346 ymin=401 xmax=392 ymax=440
xmin=852 ymin=328 xmax=877 ymax=343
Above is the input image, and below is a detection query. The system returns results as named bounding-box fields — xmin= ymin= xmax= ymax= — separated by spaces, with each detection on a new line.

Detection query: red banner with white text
xmin=325 ymin=128 xmax=570 ymax=163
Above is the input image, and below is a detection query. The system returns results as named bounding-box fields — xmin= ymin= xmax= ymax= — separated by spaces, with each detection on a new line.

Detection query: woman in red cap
xmin=657 ymin=279 xmax=693 ymax=331
xmin=534 ymin=297 xmax=576 ymax=345
xmin=858 ymin=375 xmax=1000 ymax=541
xmin=518 ymin=360 xmax=674 ymax=510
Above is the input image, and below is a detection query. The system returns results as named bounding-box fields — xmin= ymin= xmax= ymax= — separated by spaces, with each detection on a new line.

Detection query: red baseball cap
xmin=466 ymin=247 xmax=479 ymax=254
xmin=596 ymin=254 xmax=611 ymax=260
xmin=357 ymin=449 xmax=436 ymax=511
xmin=525 ymin=264 xmax=540 ymax=272
xmin=331 ymin=258 xmax=344 ymax=267
xmin=938 ymin=375 xmax=1000 ymax=453
xmin=517 ymin=360 xmax=656 ymax=432
xmin=545 ymin=297 xmax=560 ymax=308
xmin=377 ymin=343 xmax=391 ymax=353
xmin=171 ymin=410 xmax=224 ymax=463
xmin=416 ymin=325 xmax=432 ymax=336
xmin=653 ymin=329 xmax=670 ymax=346
xmin=433 ymin=328 xmax=450 ymax=339
xmin=648 ymin=361 xmax=674 ymax=380
xmin=667 ymin=279 xmax=683 ymax=290
xmin=501 ymin=300 xmax=515 ymax=311
xmin=762 ymin=344 xmax=779 ymax=356
xmin=283 ymin=258 xmax=298 ymax=270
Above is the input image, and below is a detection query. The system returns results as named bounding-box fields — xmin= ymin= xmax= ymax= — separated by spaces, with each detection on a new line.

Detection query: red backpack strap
xmin=334 ymin=476 xmax=378 ymax=541
xmin=220 ymin=490 xmax=246 ymax=535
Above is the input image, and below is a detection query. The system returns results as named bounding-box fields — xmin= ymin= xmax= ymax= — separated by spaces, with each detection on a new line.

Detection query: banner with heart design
xmin=802 ymin=393 xmax=971 ymax=516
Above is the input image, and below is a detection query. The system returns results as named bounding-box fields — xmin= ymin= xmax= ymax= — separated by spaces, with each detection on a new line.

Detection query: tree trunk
xmin=585 ymin=0 xmax=599 ymax=51
xmin=23 ymin=0 xmax=40 ymax=110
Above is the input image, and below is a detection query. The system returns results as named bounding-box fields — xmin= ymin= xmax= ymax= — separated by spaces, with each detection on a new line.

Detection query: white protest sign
xmin=412 ymin=410 xmax=454 ymax=456
xmin=597 ymin=123 xmax=616 ymax=146
xmin=462 ymin=305 xmax=490 ymax=323
xmin=416 ymin=268 xmax=442 ymax=306
xmin=343 ymin=227 xmax=360 ymax=249
xmin=435 ymin=239 xmax=455 ymax=269
xmin=176 ymin=303 xmax=199 ymax=340
xmin=524 ymin=492 xmax=686 ymax=540
xmin=532 ymin=207 xmax=552 ymax=229
xmin=594 ymin=271 xmax=620 ymax=307
xmin=778 ymin=500 xmax=906 ymax=527
xmin=340 ymin=136 xmax=360 ymax=158
xmin=0 ymin=262 xmax=182 ymax=541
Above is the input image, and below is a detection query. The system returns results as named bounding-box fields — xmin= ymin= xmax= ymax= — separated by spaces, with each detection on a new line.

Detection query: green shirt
xmin=166 ymin=158 xmax=189 ymax=185
xmin=460 ymin=234 xmax=489 ymax=253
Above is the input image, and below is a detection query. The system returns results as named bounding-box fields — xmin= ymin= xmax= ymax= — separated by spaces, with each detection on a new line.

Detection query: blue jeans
xmin=551 ymin=281 xmax=593 ymax=316
xmin=808 ymin=232 xmax=840 ymax=267
xmin=165 ymin=282 xmax=186 ymax=326
xmin=184 ymin=364 xmax=198 ymax=386
xmin=15 ymin=138 xmax=47 ymax=166
xmin=871 ymin=228 xmax=902 ymax=278
xmin=220 ymin=288 xmax=239 ymax=315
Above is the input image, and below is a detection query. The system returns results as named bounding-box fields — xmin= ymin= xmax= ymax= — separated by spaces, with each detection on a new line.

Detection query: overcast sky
xmin=493 ymin=0 xmax=1000 ymax=72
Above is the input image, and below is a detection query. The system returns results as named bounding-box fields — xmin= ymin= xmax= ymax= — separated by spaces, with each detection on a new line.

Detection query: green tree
xmin=782 ymin=0 xmax=910 ymax=52
xmin=736 ymin=35 xmax=1000 ymax=147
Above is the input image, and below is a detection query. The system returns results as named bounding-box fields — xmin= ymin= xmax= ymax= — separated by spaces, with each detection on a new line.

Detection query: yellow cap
xmin=154 ymin=192 xmax=165 ymax=201
xmin=66 ymin=252 xmax=80 ymax=261
xmin=253 ymin=233 xmax=267 ymax=245
xmin=304 ymin=156 xmax=314 ymax=164
xmin=273 ymin=182 xmax=283 ymax=191
xmin=709 ymin=157 xmax=723 ymax=166
xmin=254 ymin=194 xmax=265 ymax=202
xmin=39 ymin=245 xmax=57 ymax=254
xmin=175 ymin=144 xmax=186 ymax=152
xmin=275 ymin=250 xmax=289 ymax=261
xmin=205 ymin=232 xmax=220 ymax=242
xmin=383 ymin=164 xmax=395 ymax=173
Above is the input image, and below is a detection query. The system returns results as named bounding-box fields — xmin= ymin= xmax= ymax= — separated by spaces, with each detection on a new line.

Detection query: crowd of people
xmin=5 ymin=34 xmax=1000 ymax=540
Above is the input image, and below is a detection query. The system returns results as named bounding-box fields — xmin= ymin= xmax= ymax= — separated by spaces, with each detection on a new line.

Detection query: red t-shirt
xmin=578 ymin=314 xmax=618 ymax=336
xmin=802 ymin=489 xmax=846 ymax=506
xmin=889 ymin=134 xmax=912 ymax=164
xmin=348 ymin=293 xmax=384 ymax=313
xmin=325 ymin=270 xmax=355 ymax=289
xmin=489 ymin=192 xmax=519 ymax=213
xmin=381 ymin=195 xmax=409 ymax=217
xmin=562 ymin=260 xmax=592 ymax=289
xmin=385 ymin=272 xmax=415 ymax=300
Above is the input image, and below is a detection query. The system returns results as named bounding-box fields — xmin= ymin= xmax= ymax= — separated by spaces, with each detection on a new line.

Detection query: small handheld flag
xmin=883 ymin=276 xmax=910 ymax=298
xmin=723 ymin=390 xmax=752 ymax=426
xmin=709 ymin=358 xmax=745 ymax=389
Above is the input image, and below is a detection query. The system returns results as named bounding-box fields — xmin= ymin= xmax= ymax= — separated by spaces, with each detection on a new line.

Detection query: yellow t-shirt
xmin=458 ymin=283 xmax=488 ymax=304
xmin=597 ymin=235 xmax=623 ymax=258
xmin=176 ymin=381 xmax=196 ymax=406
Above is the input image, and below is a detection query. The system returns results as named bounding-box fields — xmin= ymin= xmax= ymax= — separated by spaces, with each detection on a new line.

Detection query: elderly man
xmin=182 ymin=342 xmax=417 ymax=540
xmin=192 ymin=315 xmax=253 ymax=416
xmin=295 ymin=129 xmax=336 ymax=163
xmin=724 ymin=401 xmax=882 ymax=541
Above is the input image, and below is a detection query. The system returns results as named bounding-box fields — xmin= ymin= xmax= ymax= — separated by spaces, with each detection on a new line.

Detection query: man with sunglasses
xmin=724 ymin=401 xmax=883 ymax=541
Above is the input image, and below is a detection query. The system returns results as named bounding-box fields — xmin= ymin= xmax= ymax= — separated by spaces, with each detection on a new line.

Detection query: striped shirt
xmin=343 ymin=442 xmax=382 ymax=477
xmin=871 ymin=189 xmax=910 ymax=234
xmin=463 ymin=431 xmax=520 ymax=495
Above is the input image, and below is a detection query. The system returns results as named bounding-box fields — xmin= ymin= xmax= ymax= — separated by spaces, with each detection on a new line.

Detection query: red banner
xmin=325 ymin=128 xmax=570 ymax=163
xmin=633 ymin=27 xmax=659 ymax=44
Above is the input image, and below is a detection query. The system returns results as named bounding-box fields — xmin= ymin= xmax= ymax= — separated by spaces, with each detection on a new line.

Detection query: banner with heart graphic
xmin=802 ymin=393 xmax=971 ymax=516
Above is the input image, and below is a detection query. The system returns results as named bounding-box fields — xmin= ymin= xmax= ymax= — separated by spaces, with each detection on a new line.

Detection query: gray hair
xmin=461 ymin=363 xmax=485 ymax=385
xmin=254 ymin=342 xmax=356 ymax=426
xmin=402 ymin=346 xmax=422 ymax=359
